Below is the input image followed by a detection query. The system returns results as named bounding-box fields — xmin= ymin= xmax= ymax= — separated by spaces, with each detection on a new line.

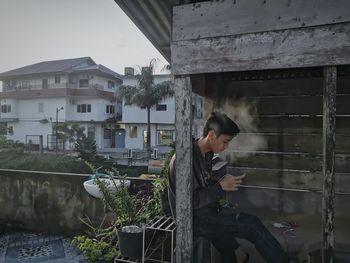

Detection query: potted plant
xmin=96 ymin=172 xmax=148 ymax=260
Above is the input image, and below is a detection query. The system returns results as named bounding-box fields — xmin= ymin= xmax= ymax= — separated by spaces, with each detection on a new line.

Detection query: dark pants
xmin=193 ymin=207 xmax=289 ymax=263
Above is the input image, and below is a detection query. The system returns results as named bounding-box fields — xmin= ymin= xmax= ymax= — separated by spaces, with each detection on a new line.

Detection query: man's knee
xmin=239 ymin=213 xmax=263 ymax=226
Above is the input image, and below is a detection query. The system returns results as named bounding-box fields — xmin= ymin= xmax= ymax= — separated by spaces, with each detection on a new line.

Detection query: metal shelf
xmin=115 ymin=216 xmax=176 ymax=263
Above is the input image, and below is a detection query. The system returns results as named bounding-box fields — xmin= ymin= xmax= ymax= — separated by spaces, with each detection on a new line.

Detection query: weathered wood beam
xmin=174 ymin=76 xmax=193 ymax=263
xmin=322 ymin=66 xmax=337 ymax=263
xmin=171 ymin=22 xmax=350 ymax=75
xmin=173 ymin=0 xmax=350 ymax=42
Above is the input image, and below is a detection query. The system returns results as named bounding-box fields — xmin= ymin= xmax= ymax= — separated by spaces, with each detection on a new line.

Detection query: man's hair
xmin=202 ymin=112 xmax=240 ymax=137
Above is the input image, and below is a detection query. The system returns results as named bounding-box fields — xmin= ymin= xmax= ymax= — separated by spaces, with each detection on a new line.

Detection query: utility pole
xmin=55 ymin=106 xmax=64 ymax=151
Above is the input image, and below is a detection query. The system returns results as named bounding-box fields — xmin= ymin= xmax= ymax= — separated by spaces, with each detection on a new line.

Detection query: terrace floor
xmin=0 ymin=232 xmax=87 ymax=263
xmin=1 ymin=212 xmax=349 ymax=263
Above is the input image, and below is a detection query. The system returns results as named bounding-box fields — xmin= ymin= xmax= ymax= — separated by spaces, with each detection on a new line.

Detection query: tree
xmin=116 ymin=59 xmax=174 ymax=154
xmin=55 ymin=122 xmax=85 ymax=149
xmin=75 ymin=137 xmax=99 ymax=163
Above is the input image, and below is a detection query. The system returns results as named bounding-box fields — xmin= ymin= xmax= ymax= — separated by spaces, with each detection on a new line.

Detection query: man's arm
xmin=219 ymin=174 xmax=245 ymax=191
xmin=193 ymin=175 xmax=244 ymax=209
xmin=193 ymin=182 xmax=224 ymax=209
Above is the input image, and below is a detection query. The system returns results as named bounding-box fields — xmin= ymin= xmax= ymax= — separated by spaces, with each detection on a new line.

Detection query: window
xmin=0 ymin=123 xmax=6 ymax=135
xmin=1 ymin=104 xmax=11 ymax=113
xmin=157 ymin=130 xmax=173 ymax=145
xmin=79 ymin=79 xmax=89 ymax=87
xmin=143 ymin=130 xmax=148 ymax=149
xmin=108 ymin=81 xmax=115 ymax=89
xmin=106 ymin=105 xmax=115 ymax=114
xmin=129 ymin=126 xmax=137 ymax=138
xmin=104 ymin=128 xmax=112 ymax=139
xmin=87 ymin=126 xmax=95 ymax=140
xmin=8 ymin=126 xmax=14 ymax=135
xmin=55 ymin=75 xmax=61 ymax=84
xmin=156 ymin=104 xmax=167 ymax=111
xmin=77 ymin=104 xmax=91 ymax=113
xmin=42 ymin=79 xmax=48 ymax=89
xmin=38 ymin=103 xmax=44 ymax=113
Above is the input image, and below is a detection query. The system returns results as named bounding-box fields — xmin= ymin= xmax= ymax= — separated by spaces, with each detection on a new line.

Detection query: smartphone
xmin=228 ymin=167 xmax=246 ymax=178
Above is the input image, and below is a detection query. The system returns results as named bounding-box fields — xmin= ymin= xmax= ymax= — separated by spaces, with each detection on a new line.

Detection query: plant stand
xmin=115 ymin=216 xmax=176 ymax=263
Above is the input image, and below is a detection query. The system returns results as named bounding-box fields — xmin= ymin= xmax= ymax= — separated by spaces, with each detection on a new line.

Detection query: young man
xmin=168 ymin=112 xmax=290 ymax=263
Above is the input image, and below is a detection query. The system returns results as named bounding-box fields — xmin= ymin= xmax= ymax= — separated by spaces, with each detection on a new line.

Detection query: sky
xmin=0 ymin=0 xmax=169 ymax=78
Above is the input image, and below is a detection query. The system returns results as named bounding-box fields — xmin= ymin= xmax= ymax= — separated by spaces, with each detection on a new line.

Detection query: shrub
xmin=72 ymin=235 xmax=119 ymax=263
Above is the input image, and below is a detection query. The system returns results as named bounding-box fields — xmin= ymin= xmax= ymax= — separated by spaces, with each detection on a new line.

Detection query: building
xmin=0 ymin=57 xmax=123 ymax=150
xmin=117 ymin=68 xmax=174 ymax=154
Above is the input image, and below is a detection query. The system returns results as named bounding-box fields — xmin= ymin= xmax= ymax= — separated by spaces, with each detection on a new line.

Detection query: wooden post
xmin=174 ymin=76 xmax=193 ymax=263
xmin=322 ymin=66 xmax=337 ymax=263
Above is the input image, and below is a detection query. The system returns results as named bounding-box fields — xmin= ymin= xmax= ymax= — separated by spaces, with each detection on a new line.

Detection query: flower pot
xmin=83 ymin=177 xmax=130 ymax=198
xmin=117 ymin=226 xmax=143 ymax=260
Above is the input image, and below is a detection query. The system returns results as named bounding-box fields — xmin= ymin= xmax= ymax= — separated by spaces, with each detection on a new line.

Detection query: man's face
xmin=209 ymin=133 xmax=234 ymax=153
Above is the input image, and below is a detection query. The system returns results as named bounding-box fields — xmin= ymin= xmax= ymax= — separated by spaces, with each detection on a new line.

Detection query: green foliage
xmin=0 ymin=152 xmax=91 ymax=173
xmin=96 ymin=172 xmax=145 ymax=226
xmin=141 ymin=178 xmax=166 ymax=219
xmin=55 ymin=122 xmax=85 ymax=144
xmin=72 ymin=235 xmax=120 ymax=263
xmin=160 ymin=145 xmax=175 ymax=179
xmin=0 ymin=124 xmax=7 ymax=135
xmin=75 ymin=137 xmax=100 ymax=163
xmin=0 ymin=135 xmax=25 ymax=153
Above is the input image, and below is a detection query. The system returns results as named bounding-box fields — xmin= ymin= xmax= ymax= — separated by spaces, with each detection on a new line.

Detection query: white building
xmin=117 ymin=68 xmax=175 ymax=153
xmin=0 ymin=57 xmax=123 ymax=150
xmin=116 ymin=67 xmax=205 ymax=155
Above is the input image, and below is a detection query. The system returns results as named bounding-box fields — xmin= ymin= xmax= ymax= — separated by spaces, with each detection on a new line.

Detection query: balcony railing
xmin=3 ymin=83 xmax=105 ymax=92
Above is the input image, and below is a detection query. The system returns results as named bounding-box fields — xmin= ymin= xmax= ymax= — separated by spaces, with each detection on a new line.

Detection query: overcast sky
xmin=0 ymin=0 xmax=168 ymax=77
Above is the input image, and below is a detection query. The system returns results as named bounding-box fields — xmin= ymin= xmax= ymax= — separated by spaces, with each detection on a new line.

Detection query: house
xmin=119 ymin=68 xmax=174 ymax=153
xmin=114 ymin=67 xmax=204 ymax=157
xmin=0 ymin=57 xmax=123 ymax=150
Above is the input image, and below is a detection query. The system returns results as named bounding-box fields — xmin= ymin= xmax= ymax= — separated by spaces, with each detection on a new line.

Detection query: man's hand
xmin=219 ymin=174 xmax=245 ymax=191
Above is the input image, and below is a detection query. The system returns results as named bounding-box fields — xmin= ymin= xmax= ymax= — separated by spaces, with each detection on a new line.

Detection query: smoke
xmin=218 ymin=98 xmax=267 ymax=162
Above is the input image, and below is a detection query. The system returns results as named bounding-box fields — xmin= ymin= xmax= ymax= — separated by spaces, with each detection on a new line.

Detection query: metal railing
xmin=3 ymin=83 xmax=105 ymax=91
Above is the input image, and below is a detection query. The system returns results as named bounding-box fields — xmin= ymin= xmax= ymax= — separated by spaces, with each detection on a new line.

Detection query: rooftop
xmin=0 ymin=57 xmax=122 ymax=80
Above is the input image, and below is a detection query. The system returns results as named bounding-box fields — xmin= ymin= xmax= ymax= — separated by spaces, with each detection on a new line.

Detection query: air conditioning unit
xmin=69 ymin=98 xmax=77 ymax=105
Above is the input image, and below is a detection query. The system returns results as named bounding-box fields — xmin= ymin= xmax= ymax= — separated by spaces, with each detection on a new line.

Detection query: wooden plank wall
xmin=197 ymin=68 xmax=350 ymax=214
xmin=172 ymin=0 xmax=350 ymax=75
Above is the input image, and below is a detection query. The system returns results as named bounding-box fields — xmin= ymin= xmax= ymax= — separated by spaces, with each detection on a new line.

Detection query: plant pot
xmin=117 ymin=227 xmax=143 ymax=260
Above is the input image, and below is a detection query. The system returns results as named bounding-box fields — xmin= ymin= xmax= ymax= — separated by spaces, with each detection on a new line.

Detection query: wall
xmin=18 ymin=98 xmax=66 ymax=121
xmin=7 ymin=97 xmax=66 ymax=146
xmin=199 ymin=70 xmax=350 ymax=216
xmin=0 ymin=169 xmax=105 ymax=237
xmin=124 ymin=123 xmax=174 ymax=149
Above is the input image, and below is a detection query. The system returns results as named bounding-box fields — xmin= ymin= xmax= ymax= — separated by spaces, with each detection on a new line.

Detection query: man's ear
xmin=207 ymin=130 xmax=216 ymax=141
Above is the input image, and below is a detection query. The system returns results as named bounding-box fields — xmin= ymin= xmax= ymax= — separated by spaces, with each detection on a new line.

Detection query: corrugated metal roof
xmin=113 ymin=0 xmax=206 ymax=61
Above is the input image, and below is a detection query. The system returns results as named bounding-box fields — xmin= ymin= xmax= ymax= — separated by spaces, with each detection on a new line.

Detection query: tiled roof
xmin=0 ymin=57 xmax=95 ymax=77
xmin=0 ymin=57 xmax=122 ymax=81
xmin=74 ymin=64 xmax=123 ymax=80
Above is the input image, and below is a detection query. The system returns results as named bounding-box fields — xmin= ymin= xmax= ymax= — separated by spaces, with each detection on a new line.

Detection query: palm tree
xmin=117 ymin=59 xmax=173 ymax=155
